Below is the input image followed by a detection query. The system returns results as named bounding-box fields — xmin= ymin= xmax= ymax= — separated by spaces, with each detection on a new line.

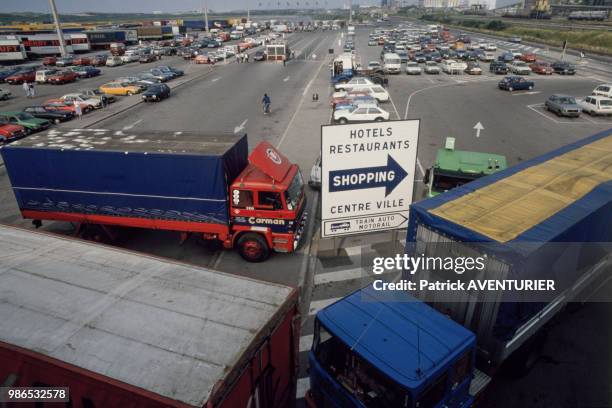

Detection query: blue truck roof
xmin=408 ymin=129 xmax=612 ymax=251
xmin=317 ymin=287 xmax=475 ymax=393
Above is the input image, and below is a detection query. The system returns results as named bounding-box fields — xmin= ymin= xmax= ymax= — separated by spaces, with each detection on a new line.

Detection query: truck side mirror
xmin=423 ymin=168 xmax=431 ymax=185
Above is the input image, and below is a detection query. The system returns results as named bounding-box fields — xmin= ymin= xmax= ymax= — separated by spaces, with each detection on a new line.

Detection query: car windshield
xmin=16 ymin=113 xmax=33 ymax=120
xmin=284 ymin=170 xmax=303 ymax=211
xmin=560 ymin=97 xmax=576 ymax=104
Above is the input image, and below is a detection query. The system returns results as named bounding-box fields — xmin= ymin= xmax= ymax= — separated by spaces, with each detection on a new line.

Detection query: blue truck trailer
xmin=306 ymin=130 xmax=612 ymax=407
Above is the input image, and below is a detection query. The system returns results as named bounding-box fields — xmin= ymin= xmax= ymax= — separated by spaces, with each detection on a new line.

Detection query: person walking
xmin=74 ymin=101 xmax=83 ymax=120
xmin=23 ymin=81 xmax=30 ymax=98
xmin=28 ymin=82 xmax=35 ymax=98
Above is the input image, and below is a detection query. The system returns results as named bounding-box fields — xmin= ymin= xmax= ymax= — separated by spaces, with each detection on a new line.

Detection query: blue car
xmin=498 ymin=76 xmax=535 ymax=91
xmin=69 ymin=66 xmax=101 ymax=78
xmin=498 ymin=52 xmax=514 ymax=63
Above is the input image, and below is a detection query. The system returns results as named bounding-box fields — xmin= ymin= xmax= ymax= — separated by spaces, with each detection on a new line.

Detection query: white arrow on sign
xmin=234 ymin=119 xmax=248 ymax=134
xmin=473 ymin=122 xmax=484 ymax=138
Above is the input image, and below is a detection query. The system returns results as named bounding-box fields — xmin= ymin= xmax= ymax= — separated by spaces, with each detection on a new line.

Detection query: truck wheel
xmin=237 ymin=233 xmax=270 ymax=262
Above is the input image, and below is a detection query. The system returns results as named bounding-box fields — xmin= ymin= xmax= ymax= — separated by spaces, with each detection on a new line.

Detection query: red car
xmin=73 ymin=57 xmax=91 ymax=66
xmin=194 ymin=54 xmax=214 ymax=64
xmin=42 ymin=56 xmax=57 ymax=66
xmin=520 ymin=52 xmax=537 ymax=63
xmin=5 ymin=70 xmax=35 ymax=85
xmin=530 ymin=62 xmax=554 ymax=75
xmin=0 ymin=123 xmax=26 ymax=144
xmin=47 ymin=70 xmax=79 ymax=84
xmin=43 ymin=99 xmax=89 ymax=114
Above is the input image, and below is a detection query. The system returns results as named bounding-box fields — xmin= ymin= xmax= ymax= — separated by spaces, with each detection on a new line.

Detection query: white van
xmin=383 ymin=53 xmax=402 ymax=74
xmin=592 ymin=84 xmax=612 ymax=98
xmin=35 ymin=69 xmax=58 ymax=83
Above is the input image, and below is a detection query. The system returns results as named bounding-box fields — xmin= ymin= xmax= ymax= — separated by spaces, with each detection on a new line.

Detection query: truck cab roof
xmin=317 ymin=287 xmax=475 ymax=392
xmin=435 ymin=147 xmax=507 ymax=177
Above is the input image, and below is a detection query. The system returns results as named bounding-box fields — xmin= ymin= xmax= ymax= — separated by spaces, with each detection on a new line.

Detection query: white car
xmin=441 ymin=59 xmax=467 ymax=74
xmin=479 ymin=52 xmax=495 ymax=62
xmin=484 ymin=43 xmax=497 ymax=51
xmin=508 ymin=61 xmax=532 ymax=75
xmin=509 ymin=50 xmax=522 ymax=59
xmin=367 ymin=61 xmax=382 ymax=70
xmin=121 ymin=53 xmax=140 ymax=63
xmin=405 ymin=62 xmax=423 ymax=75
xmin=334 ymin=77 xmax=376 ymax=91
xmin=106 ymin=56 xmax=124 ymax=67
xmin=333 ymin=105 xmax=390 ymax=124
xmin=333 ymin=85 xmax=389 ymax=102
xmin=60 ymin=93 xmax=102 ymax=109
xmin=592 ymin=84 xmax=612 ymax=98
xmin=35 ymin=69 xmax=58 ymax=83
xmin=579 ymin=96 xmax=612 ymax=115
xmin=424 ymin=61 xmax=440 ymax=74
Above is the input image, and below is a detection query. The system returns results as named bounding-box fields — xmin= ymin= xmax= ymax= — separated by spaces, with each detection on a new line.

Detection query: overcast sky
xmin=0 ymin=0 xmax=372 ymax=13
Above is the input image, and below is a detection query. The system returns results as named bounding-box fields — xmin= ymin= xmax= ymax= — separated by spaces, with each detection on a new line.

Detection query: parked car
xmin=55 ymin=56 xmax=75 ymax=67
xmin=530 ymin=62 xmax=553 ymax=75
xmin=592 ymin=84 xmax=612 ymax=98
xmin=46 ymin=98 xmax=92 ymax=113
xmin=90 ymin=55 xmax=108 ymax=66
xmin=42 ymin=56 xmax=57 ymax=66
xmin=333 ymin=105 xmax=390 ymax=124
xmin=47 ymin=70 xmax=79 ymax=84
xmin=140 ymin=53 xmax=158 ymax=63
xmin=498 ymin=76 xmax=535 ymax=91
xmin=99 ymin=82 xmax=143 ymax=96
xmin=519 ymin=53 xmax=537 ymax=63
xmin=121 ymin=53 xmax=140 ymax=63
xmin=0 ymin=111 xmax=50 ymax=133
xmin=253 ymin=51 xmax=266 ymax=61
xmin=23 ymin=106 xmax=74 ymax=123
xmin=545 ymin=94 xmax=581 ymax=117
xmin=0 ymin=68 xmax=21 ymax=83
xmin=479 ymin=52 xmax=495 ymax=62
xmin=579 ymin=95 xmax=612 ymax=116
xmin=7 ymin=69 xmax=37 ymax=85
xmin=60 ymin=93 xmax=102 ymax=109
xmin=73 ymin=57 xmax=91 ymax=66
xmin=194 ymin=54 xmax=214 ymax=64
xmin=489 ymin=61 xmax=508 ymax=75
xmin=334 ymin=77 xmax=376 ymax=91
xmin=142 ymin=83 xmax=171 ymax=102
xmin=465 ymin=62 xmax=482 ymax=75
xmin=42 ymin=100 xmax=81 ymax=114
xmin=424 ymin=61 xmax=440 ymax=74
xmin=0 ymin=122 xmax=26 ymax=143
xmin=552 ymin=61 xmax=576 ymax=75
xmin=106 ymin=56 xmax=124 ymax=67
xmin=484 ymin=43 xmax=497 ymax=51
xmin=405 ymin=62 xmax=423 ymax=75
xmin=149 ymin=68 xmax=173 ymax=82
xmin=413 ymin=53 xmax=426 ymax=63
xmin=157 ymin=66 xmax=183 ymax=77
xmin=509 ymin=36 xmax=522 ymax=43
xmin=498 ymin=52 xmax=514 ymax=63
xmin=0 ymin=88 xmax=11 ymax=100
xmin=441 ymin=59 xmax=467 ymax=74
xmin=69 ymin=66 xmax=101 ymax=78
xmin=35 ymin=69 xmax=58 ymax=83
xmin=78 ymin=88 xmax=116 ymax=104
xmin=507 ymin=60 xmax=532 ymax=75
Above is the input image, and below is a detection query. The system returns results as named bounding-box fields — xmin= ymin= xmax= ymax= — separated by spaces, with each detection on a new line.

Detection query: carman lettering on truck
xmin=0 ymin=129 xmax=308 ymax=262
xmin=305 ymin=129 xmax=611 ymax=407
xmin=0 ymin=224 xmax=300 ymax=408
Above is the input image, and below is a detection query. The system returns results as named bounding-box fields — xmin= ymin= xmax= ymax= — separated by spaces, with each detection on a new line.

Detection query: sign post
xmin=321 ymin=120 xmax=420 ymax=238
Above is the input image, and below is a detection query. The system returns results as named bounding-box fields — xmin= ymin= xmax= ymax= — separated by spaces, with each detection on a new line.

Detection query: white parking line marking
xmin=300 ymin=334 xmax=313 ymax=352
xmin=233 ymin=118 xmax=248 ymax=134
xmin=314 ymin=267 xmax=364 ymax=285
xmin=512 ymin=91 xmax=540 ymax=96
xmin=283 ymin=76 xmax=290 ymax=82
xmin=211 ymin=77 xmax=221 ymax=82
xmin=309 ymin=297 xmax=342 ymax=316
xmin=122 ymin=119 xmax=142 ymax=130
xmin=417 ymin=158 xmax=425 ymax=176
xmin=296 ymin=377 xmax=310 ymax=399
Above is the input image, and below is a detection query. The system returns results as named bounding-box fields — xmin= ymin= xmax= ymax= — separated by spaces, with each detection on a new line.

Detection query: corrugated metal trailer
xmin=0 ymin=224 xmax=300 ymax=407
xmin=407 ymin=129 xmax=612 ymax=368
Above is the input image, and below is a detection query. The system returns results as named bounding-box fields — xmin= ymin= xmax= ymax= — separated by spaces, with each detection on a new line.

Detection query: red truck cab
xmin=228 ymin=142 xmax=307 ymax=262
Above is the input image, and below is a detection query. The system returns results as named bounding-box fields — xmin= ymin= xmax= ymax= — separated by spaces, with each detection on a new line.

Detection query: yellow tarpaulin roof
xmin=429 ymin=135 xmax=612 ymax=243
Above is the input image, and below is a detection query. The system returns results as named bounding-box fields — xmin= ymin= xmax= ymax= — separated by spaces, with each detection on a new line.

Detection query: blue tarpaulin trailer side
xmin=1 ymin=129 xmax=248 ymax=227
xmin=406 ymin=129 xmax=612 ymax=366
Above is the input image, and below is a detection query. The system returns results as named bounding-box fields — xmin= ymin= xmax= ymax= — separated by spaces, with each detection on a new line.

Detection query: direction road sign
xmin=321 ymin=119 xmax=420 ymax=238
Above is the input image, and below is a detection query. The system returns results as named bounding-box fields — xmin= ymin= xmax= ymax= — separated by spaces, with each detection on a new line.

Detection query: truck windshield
xmin=284 ymin=169 xmax=303 ymax=211
xmin=314 ymin=320 xmax=409 ymax=408
xmin=433 ymin=173 xmax=476 ymax=193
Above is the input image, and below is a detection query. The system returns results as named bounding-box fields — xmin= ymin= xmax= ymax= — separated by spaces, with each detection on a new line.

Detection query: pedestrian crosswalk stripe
xmin=300 ymin=334 xmax=313 ymax=352
xmin=309 ymin=297 xmax=342 ymax=315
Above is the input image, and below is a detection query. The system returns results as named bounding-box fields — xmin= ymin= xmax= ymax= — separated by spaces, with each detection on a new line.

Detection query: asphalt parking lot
xmin=0 ymin=22 xmax=611 ymax=407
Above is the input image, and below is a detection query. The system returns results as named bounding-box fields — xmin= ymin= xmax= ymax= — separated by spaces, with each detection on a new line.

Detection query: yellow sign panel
xmin=430 ymin=135 xmax=612 ymax=242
